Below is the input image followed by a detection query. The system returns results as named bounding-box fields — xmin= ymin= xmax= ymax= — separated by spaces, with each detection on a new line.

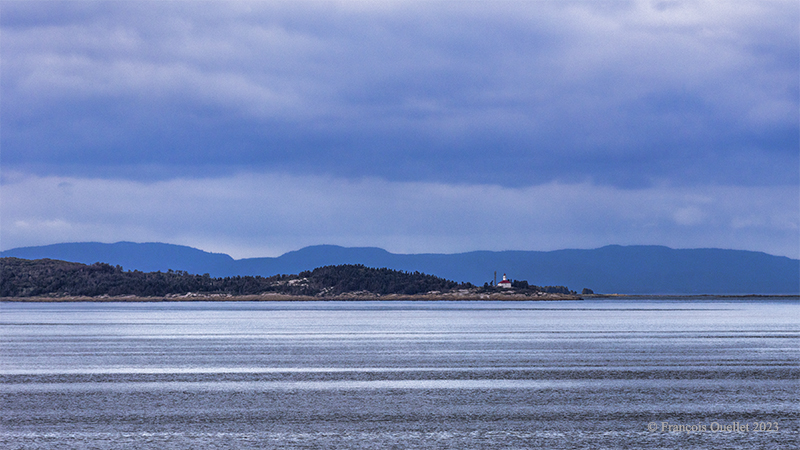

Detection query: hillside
xmin=2 ymin=242 xmax=798 ymax=294
xmin=0 ymin=242 xmax=235 ymax=276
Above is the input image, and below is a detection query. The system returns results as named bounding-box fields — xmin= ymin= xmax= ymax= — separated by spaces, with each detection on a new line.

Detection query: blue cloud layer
xmin=2 ymin=1 xmax=797 ymax=188
xmin=3 ymin=172 xmax=798 ymax=259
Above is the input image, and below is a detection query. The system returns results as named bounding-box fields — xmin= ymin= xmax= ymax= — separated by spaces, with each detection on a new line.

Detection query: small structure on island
xmin=497 ymin=274 xmax=513 ymax=289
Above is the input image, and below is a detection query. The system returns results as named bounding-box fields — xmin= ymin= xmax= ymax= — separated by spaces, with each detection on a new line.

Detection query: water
xmin=1 ymin=299 xmax=797 ymax=449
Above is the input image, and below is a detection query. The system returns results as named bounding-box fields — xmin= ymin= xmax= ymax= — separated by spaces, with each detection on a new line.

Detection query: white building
xmin=497 ymin=274 xmax=512 ymax=288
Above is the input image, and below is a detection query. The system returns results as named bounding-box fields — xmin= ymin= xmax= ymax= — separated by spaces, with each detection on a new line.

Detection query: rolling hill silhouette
xmin=2 ymin=242 xmax=798 ymax=294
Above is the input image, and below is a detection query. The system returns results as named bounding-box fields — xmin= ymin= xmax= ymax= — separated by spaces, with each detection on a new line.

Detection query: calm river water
xmin=1 ymin=299 xmax=798 ymax=449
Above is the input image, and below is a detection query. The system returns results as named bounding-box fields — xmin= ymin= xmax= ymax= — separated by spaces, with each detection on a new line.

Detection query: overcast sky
xmin=1 ymin=0 xmax=798 ymax=259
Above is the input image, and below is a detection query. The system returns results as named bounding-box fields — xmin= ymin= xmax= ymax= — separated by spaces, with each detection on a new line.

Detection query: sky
xmin=1 ymin=0 xmax=798 ymax=259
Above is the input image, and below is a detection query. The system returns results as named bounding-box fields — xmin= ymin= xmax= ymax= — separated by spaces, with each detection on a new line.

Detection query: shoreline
xmin=1 ymin=292 xmax=583 ymax=302
xmin=1 ymin=293 xmax=797 ymax=302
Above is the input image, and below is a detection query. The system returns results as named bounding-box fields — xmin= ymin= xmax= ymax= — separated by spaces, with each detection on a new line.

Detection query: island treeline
xmin=1 ymin=257 xmax=579 ymax=298
xmin=0 ymin=258 xmax=474 ymax=297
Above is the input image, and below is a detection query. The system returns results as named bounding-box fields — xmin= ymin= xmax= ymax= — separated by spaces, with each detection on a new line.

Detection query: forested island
xmin=0 ymin=257 xmax=579 ymax=301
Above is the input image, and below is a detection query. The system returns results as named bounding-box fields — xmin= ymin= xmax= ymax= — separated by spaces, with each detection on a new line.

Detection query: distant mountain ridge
xmin=1 ymin=242 xmax=235 ymax=277
xmin=2 ymin=242 xmax=798 ymax=294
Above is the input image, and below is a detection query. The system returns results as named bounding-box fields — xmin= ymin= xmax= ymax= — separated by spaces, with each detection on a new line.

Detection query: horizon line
xmin=1 ymin=240 xmax=796 ymax=261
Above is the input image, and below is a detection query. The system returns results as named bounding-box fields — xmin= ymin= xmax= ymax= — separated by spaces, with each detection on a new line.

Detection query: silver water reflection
xmin=2 ymin=300 xmax=798 ymax=449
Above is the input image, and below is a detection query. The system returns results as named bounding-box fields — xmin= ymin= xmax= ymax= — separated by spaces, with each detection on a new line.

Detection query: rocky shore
xmin=1 ymin=289 xmax=582 ymax=302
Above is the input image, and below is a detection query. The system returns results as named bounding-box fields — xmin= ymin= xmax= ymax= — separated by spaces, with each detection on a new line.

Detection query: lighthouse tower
xmin=497 ymin=274 xmax=512 ymax=289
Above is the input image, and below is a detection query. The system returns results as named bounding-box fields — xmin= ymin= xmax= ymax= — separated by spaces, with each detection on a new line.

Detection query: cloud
xmin=2 ymin=172 xmax=797 ymax=259
xmin=2 ymin=1 xmax=796 ymax=260
xmin=1 ymin=0 xmax=797 ymax=187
